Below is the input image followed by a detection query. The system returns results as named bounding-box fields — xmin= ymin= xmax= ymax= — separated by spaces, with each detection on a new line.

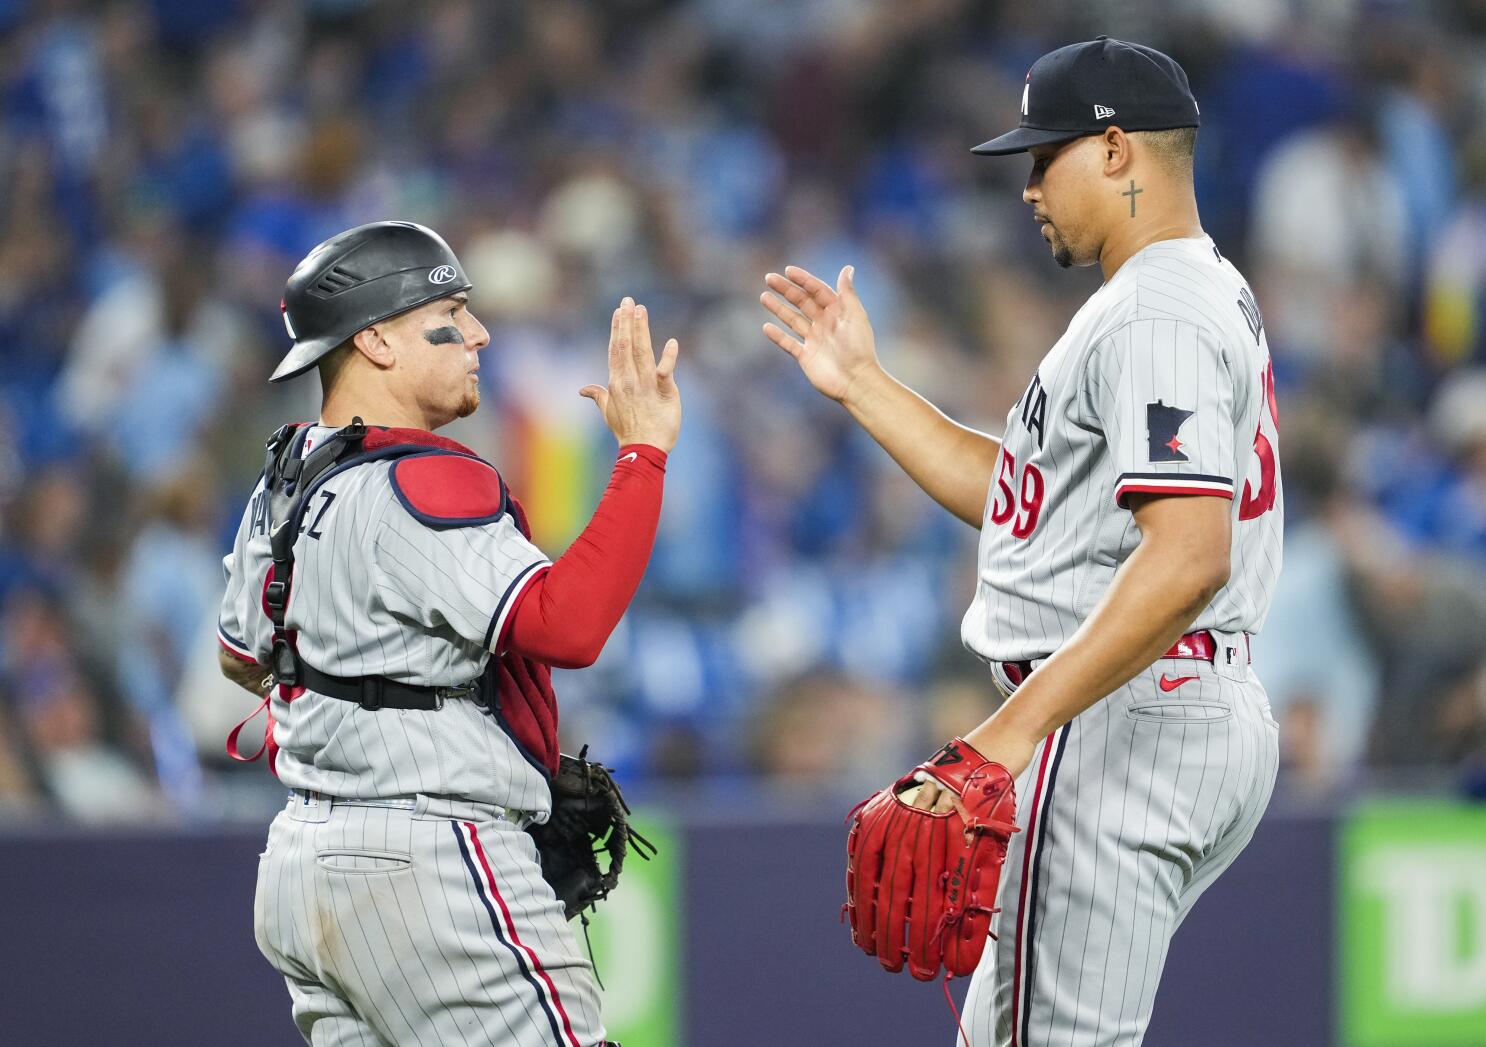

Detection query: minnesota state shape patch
xmin=1146 ymin=400 xmax=1194 ymax=463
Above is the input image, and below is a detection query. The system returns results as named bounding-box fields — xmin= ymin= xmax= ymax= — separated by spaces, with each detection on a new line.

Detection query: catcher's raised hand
xmin=581 ymin=297 xmax=682 ymax=452
xmin=761 ymin=265 xmax=880 ymax=405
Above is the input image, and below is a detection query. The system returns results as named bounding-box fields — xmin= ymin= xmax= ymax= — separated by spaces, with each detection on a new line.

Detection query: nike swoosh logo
xmin=619 ymin=452 xmax=638 ymax=464
xmin=1159 ymin=674 xmax=1199 ymax=692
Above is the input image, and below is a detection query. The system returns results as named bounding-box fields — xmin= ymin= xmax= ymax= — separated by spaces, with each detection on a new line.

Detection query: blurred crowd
xmin=1 ymin=0 xmax=1485 ymax=822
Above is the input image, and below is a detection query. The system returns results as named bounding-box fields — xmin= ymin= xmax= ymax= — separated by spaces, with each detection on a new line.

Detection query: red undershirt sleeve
xmin=500 ymin=444 xmax=667 ymax=668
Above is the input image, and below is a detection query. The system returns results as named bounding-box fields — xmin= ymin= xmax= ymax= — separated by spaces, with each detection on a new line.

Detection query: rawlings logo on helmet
xmin=428 ymin=265 xmax=457 ymax=285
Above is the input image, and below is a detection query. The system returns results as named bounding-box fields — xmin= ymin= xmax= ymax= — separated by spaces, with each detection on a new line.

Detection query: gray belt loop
xmin=1209 ymin=629 xmax=1253 ymax=666
xmin=288 ymin=789 xmax=332 ymax=823
xmin=413 ymin=793 xmax=532 ymax=828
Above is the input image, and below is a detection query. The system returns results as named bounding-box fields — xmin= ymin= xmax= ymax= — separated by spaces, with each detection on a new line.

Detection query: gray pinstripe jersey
xmin=219 ymin=426 xmax=555 ymax=814
xmin=962 ymin=235 xmax=1283 ymax=662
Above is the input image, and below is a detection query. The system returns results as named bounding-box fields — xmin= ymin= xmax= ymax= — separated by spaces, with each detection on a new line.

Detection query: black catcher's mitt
xmin=528 ymin=746 xmax=656 ymax=920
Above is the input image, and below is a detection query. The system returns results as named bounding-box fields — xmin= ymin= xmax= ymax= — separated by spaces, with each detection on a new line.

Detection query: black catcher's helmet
xmin=272 ymin=221 xmax=472 ymax=382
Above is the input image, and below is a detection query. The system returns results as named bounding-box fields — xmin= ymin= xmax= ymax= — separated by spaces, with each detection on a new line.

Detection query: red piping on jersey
xmin=217 ymin=635 xmax=258 ymax=664
xmin=502 ymin=445 xmax=667 ymax=668
xmin=464 ymin=822 xmax=582 ymax=1047
xmin=1114 ymin=481 xmax=1234 ymax=507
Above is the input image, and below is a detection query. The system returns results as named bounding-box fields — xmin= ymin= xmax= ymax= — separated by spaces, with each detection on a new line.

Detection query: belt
xmin=294 ymin=789 xmax=418 ymax=810
xmin=297 ymin=661 xmax=480 ymax=712
xmin=999 ymin=629 xmax=1250 ymax=688
xmin=288 ymin=789 xmax=534 ymax=827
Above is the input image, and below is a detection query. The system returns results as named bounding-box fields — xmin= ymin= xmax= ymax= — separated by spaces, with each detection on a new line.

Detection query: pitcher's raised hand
xmin=761 ymin=265 xmax=880 ymax=405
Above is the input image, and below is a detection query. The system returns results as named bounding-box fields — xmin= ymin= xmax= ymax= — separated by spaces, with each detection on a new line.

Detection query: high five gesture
xmin=582 ymin=296 xmax=682 ymax=452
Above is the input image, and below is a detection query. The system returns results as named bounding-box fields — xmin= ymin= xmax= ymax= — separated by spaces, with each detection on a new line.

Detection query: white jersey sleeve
xmin=372 ymin=507 xmax=549 ymax=655
xmin=1085 ymin=318 xmax=1239 ymax=508
xmin=217 ymin=477 xmax=269 ymax=664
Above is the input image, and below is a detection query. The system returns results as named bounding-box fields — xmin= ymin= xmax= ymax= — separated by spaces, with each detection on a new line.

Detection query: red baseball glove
xmin=845 ymin=738 xmax=1019 ymax=980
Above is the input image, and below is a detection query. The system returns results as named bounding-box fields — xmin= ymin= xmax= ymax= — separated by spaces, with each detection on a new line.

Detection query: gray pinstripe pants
xmin=963 ymin=653 xmax=1280 ymax=1047
xmin=254 ymin=792 xmax=607 ymax=1047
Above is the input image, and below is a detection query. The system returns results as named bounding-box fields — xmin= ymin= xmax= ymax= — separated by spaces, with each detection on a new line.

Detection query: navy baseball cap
xmin=972 ymin=37 xmax=1200 ymax=156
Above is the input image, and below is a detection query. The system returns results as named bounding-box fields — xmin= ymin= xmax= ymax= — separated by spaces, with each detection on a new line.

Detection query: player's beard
xmin=456 ymin=384 xmax=481 ymax=419
xmin=1049 ymin=225 xmax=1075 ymax=269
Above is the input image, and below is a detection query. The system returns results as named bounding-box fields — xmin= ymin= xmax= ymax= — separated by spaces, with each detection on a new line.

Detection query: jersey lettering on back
xmin=249 ymin=488 xmax=271 ymax=538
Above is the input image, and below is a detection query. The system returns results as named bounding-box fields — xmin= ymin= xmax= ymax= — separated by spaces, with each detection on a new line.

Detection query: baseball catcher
xmin=218 ymin=220 xmax=679 ymax=1047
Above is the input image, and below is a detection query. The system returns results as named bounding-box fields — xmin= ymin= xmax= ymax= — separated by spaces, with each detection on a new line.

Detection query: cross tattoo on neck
xmin=1122 ymin=179 xmax=1142 ymax=217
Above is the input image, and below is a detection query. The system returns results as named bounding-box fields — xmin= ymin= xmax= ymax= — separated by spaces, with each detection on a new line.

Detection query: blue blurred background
xmin=1 ymin=1 xmax=1485 ymax=1044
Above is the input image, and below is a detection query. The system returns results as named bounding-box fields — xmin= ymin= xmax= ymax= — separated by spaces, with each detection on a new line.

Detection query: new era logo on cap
xmin=1095 ymin=105 xmax=1116 ymax=119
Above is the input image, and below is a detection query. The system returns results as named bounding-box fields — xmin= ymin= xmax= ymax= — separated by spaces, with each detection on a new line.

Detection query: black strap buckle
xmin=433 ymin=681 xmax=478 ymax=710
xmin=270 ymin=640 xmax=299 ymax=687
xmin=265 ymin=580 xmax=289 ymax=613
xmin=359 ymin=676 xmax=384 ymax=712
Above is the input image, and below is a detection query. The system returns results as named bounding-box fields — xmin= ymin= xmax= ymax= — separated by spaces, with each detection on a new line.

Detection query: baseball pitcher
xmin=217 ymin=221 xmax=680 ymax=1046
xmin=762 ymin=38 xmax=1281 ymax=1047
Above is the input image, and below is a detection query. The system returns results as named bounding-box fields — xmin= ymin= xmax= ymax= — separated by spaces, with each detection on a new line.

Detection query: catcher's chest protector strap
xmin=227 ymin=420 xmax=375 ymax=766
xmin=262 ymin=419 xmax=367 ymax=691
